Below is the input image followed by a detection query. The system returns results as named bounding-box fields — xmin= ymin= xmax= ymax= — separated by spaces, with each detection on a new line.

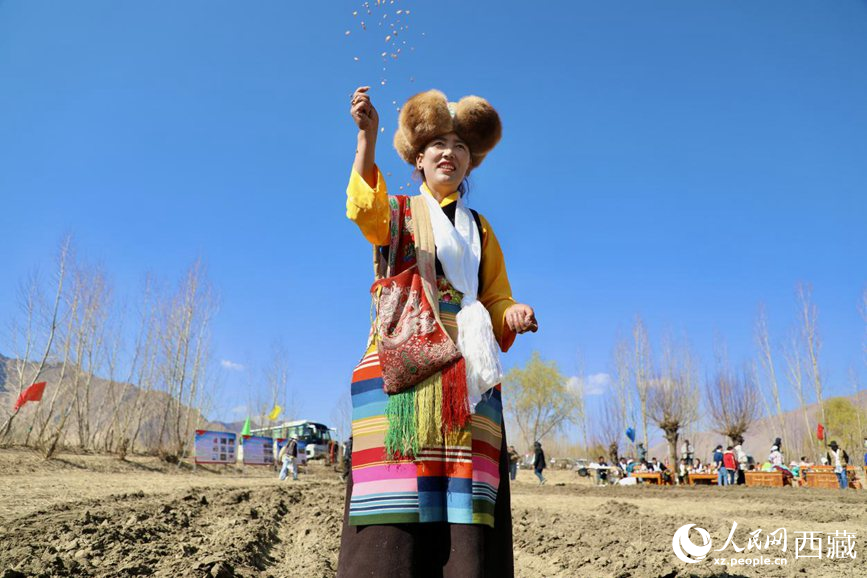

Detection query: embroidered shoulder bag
xmin=370 ymin=195 xmax=461 ymax=394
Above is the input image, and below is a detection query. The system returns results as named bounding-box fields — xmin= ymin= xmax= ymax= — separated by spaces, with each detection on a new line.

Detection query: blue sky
xmin=2 ymin=1 xmax=865 ymax=431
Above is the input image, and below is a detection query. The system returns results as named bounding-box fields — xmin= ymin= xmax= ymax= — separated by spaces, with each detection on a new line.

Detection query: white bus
xmin=250 ymin=420 xmax=335 ymax=462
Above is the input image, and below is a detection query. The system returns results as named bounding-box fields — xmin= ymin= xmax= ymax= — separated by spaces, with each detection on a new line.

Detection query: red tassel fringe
xmin=442 ymin=358 xmax=470 ymax=433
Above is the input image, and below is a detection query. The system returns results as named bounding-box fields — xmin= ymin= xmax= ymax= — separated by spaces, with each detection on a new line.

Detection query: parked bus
xmin=250 ymin=420 xmax=334 ymax=462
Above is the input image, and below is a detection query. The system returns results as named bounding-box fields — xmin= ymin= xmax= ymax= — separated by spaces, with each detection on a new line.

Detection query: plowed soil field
xmin=0 ymin=450 xmax=864 ymax=577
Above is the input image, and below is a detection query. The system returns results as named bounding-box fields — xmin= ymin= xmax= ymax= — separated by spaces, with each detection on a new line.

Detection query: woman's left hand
xmin=505 ymin=303 xmax=538 ymax=334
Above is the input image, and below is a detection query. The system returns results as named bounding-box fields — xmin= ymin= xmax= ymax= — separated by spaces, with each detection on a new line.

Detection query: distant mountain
xmin=206 ymin=419 xmax=248 ymax=433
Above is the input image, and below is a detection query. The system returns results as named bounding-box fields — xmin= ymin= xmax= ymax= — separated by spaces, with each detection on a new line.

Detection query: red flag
xmin=817 ymin=423 xmax=825 ymax=441
xmin=14 ymin=382 xmax=46 ymax=411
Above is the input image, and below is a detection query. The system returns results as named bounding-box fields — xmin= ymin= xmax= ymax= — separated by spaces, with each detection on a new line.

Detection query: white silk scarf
xmin=421 ymin=189 xmax=503 ymax=405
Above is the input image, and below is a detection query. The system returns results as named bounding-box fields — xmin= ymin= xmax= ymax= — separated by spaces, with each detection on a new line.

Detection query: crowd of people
xmin=505 ymin=436 xmax=861 ymax=490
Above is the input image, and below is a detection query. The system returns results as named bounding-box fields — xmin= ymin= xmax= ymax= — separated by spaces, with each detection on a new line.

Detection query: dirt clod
xmin=210 ymin=561 xmax=235 ymax=578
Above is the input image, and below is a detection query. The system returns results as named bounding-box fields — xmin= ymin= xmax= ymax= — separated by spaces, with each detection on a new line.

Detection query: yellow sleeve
xmin=477 ymin=214 xmax=517 ymax=352
xmin=346 ymin=165 xmax=390 ymax=246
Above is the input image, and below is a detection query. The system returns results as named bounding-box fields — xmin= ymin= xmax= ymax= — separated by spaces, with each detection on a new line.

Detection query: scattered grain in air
xmin=386 ymin=172 xmax=392 ymax=177
xmin=383 ymin=14 xmax=387 ymax=19
xmin=345 ymin=30 xmax=351 ymax=36
xmin=381 ymin=51 xmax=387 ymax=57
xmin=381 ymin=80 xmax=387 ymax=85
xmin=385 ymin=35 xmax=391 ymax=42
xmin=354 ymin=57 xmax=359 ymax=61
xmin=380 ymin=127 xmax=385 ymax=132
xmin=353 ymin=10 xmax=358 ymax=16
xmin=405 ymin=10 xmax=410 ymax=14
xmin=396 ymin=9 xmax=403 ymax=14
xmin=361 ymin=21 xmax=366 ymax=30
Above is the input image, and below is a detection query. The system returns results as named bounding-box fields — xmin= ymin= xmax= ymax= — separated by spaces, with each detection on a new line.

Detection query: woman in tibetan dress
xmin=336 ymin=86 xmax=538 ymax=578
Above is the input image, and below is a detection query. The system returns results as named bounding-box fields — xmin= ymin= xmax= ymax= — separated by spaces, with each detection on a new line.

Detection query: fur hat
xmin=393 ymin=90 xmax=502 ymax=169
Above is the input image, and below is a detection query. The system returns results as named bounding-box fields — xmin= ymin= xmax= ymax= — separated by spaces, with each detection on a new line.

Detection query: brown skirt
xmin=336 ymin=421 xmax=514 ymax=578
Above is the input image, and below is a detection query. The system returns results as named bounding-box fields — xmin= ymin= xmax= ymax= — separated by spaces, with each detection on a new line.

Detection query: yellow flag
xmin=268 ymin=405 xmax=282 ymax=421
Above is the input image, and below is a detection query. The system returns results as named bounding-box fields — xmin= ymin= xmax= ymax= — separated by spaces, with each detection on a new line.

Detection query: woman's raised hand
xmin=350 ymin=86 xmax=379 ymax=135
xmin=351 ymin=86 xmax=379 ymax=187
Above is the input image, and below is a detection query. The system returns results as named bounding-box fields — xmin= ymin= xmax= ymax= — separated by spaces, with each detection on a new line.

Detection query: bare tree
xmin=96 ymin=282 xmax=154 ymax=456
xmin=31 ymin=268 xmax=81 ymax=449
xmin=154 ymin=261 xmax=216 ymax=460
xmin=611 ymin=338 xmax=634 ymax=452
xmin=263 ymin=342 xmax=292 ymax=426
xmin=632 ymin=316 xmax=652 ymax=449
xmin=748 ymin=359 xmax=774 ymax=437
xmin=248 ymin=341 xmax=299 ymax=431
xmin=9 ymin=272 xmax=52 ymax=446
xmin=797 ymin=284 xmax=827 ymax=434
xmin=755 ymin=305 xmax=790 ymax=453
xmin=95 ymin=307 xmax=124 ymax=453
xmin=71 ymin=265 xmax=111 ymax=450
xmin=245 ymin=376 xmax=265 ymax=432
xmin=676 ymin=334 xmax=702 ymax=439
xmin=862 ymin=288 xmax=867 ymax=351
xmin=113 ymin=276 xmax=164 ymax=456
xmin=598 ymin=393 xmax=624 ymax=462
xmin=861 ymin=287 xmax=867 ymax=373
xmin=330 ymin=390 xmax=353 ymax=445
xmin=649 ymin=335 xmax=700 ymax=481
xmin=178 ymin=300 xmax=212 ymax=463
xmin=849 ymin=368 xmax=864 ymax=449
xmin=1 ymin=238 xmax=71 ymax=442
xmin=573 ymin=350 xmax=589 ymax=450
xmin=705 ymin=370 xmax=762 ymax=447
xmin=784 ymin=331 xmax=816 ymax=458
xmin=43 ymin=264 xmax=110 ymax=458
xmin=649 ymin=372 xmax=699 ymax=483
